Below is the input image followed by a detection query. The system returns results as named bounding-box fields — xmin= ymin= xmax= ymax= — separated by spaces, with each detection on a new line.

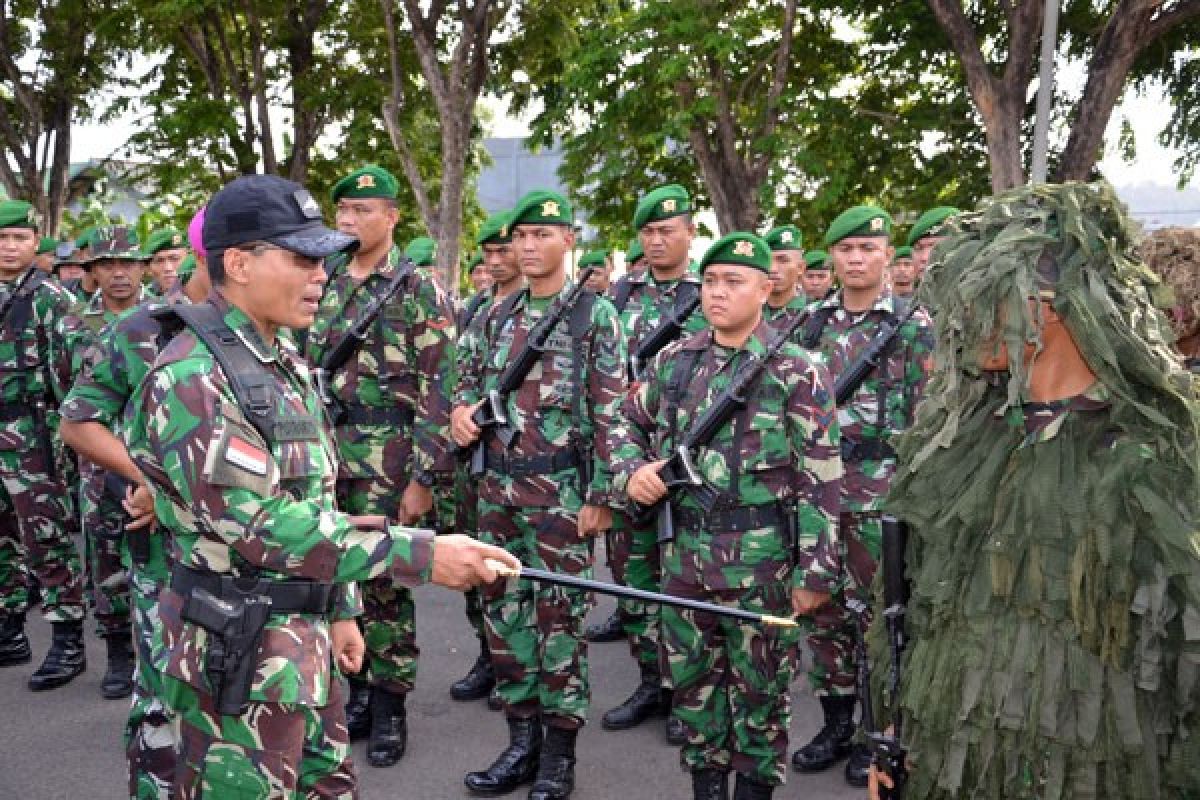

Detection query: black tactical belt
xmin=841 ymin=438 xmax=896 ymax=463
xmin=171 ymin=563 xmax=335 ymax=615
xmin=340 ymin=404 xmax=415 ymax=427
xmin=482 ymin=449 xmax=581 ymax=477
xmin=674 ymin=504 xmax=785 ymax=534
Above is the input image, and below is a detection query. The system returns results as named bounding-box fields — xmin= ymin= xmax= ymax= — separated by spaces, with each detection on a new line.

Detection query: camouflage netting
xmin=874 ymin=182 xmax=1200 ymax=799
xmin=1139 ymin=227 xmax=1200 ymax=344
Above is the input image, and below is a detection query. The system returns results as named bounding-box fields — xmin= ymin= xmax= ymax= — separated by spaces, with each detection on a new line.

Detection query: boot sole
xmin=463 ymin=774 xmax=537 ymax=796
xmin=0 ymin=653 xmax=32 ymax=667
xmin=791 ymin=750 xmax=852 ymax=772
xmin=451 ymin=684 xmax=496 ymax=702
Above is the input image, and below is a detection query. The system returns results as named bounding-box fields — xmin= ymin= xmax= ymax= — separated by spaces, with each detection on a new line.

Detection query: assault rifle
xmin=315 ymin=257 xmax=416 ymax=423
xmin=627 ymin=282 xmax=701 ymax=383
xmin=832 ymin=298 xmax=919 ymax=406
xmin=469 ymin=268 xmax=596 ymax=476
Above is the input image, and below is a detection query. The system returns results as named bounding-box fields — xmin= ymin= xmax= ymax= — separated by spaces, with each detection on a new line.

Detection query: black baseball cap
xmin=203 ymin=174 xmax=358 ymax=259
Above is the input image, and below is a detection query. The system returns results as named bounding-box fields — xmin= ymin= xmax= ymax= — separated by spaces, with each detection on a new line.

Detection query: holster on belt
xmin=180 ymin=586 xmax=273 ymax=716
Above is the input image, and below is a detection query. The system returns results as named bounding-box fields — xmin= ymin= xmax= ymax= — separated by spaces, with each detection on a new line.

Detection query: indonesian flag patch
xmin=225 ymin=435 xmax=269 ymax=476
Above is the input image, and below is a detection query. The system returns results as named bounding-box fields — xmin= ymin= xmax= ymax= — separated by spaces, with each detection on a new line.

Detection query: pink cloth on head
xmin=187 ymin=206 xmax=207 ymax=258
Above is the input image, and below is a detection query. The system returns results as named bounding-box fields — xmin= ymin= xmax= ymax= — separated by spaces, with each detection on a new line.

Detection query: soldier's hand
xmin=330 ymin=619 xmax=365 ymax=674
xmin=868 ymin=765 xmax=893 ymax=800
xmin=431 ymin=534 xmax=521 ymax=590
xmin=124 ymin=483 xmax=158 ymax=531
xmin=627 ymin=460 xmax=669 ymax=506
xmin=792 ymin=587 xmax=831 ymax=616
xmin=349 ymin=514 xmax=389 ymax=530
xmin=451 ymin=401 xmax=484 ymax=447
xmin=577 ymin=504 xmax=612 ymax=537
xmin=400 ymin=482 xmax=434 ymax=525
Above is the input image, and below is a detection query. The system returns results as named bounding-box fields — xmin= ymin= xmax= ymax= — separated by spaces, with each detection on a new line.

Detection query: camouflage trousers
xmin=661 ymin=528 xmax=801 ymax=786
xmin=337 ymin=475 xmax=417 ymax=694
xmin=0 ymin=441 xmax=85 ymax=621
xmin=801 ymin=511 xmax=881 ymax=697
xmin=478 ymin=501 xmax=594 ymax=729
xmin=164 ymin=673 xmax=354 ymax=799
xmin=604 ymin=511 xmax=665 ymax=674
xmin=126 ymin=567 xmax=176 ymax=800
xmin=81 ymin=463 xmax=131 ymax=637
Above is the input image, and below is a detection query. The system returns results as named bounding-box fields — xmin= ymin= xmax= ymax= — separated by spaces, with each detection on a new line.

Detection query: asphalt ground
xmin=0 ymin=548 xmax=863 ymax=800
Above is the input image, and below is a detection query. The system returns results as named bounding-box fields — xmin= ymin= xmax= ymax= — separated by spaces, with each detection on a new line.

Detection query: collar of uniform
xmin=83 ymin=288 xmax=106 ymax=315
xmin=647 ymin=262 xmax=700 ymax=289
xmin=680 ymin=320 xmax=772 ymax=353
xmin=210 ymin=290 xmax=278 ymax=364
xmin=376 ymin=244 xmax=406 ymax=279
xmin=514 ymin=279 xmax=580 ymax=312
xmin=819 ymin=288 xmax=897 ymax=316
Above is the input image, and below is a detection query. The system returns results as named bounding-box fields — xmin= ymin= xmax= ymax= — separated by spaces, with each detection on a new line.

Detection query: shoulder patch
xmin=225 ymin=435 xmax=268 ymax=476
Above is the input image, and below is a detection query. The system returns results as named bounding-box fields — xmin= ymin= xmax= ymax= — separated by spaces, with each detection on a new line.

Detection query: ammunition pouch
xmin=840 ymin=438 xmax=896 ymax=463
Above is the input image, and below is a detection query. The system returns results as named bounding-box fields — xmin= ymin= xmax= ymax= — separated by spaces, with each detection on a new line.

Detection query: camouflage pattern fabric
xmin=762 ymin=295 xmax=810 ymax=332
xmin=126 ymin=570 xmax=173 ymax=800
xmin=0 ymin=266 xmax=85 ymax=622
xmin=610 ymin=322 xmax=843 ymax=784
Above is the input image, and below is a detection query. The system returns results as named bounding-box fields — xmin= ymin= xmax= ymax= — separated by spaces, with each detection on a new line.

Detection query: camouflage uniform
xmin=457 ymin=281 xmax=627 ymax=729
xmin=124 ymin=292 xmax=438 ymax=797
xmin=763 ymin=295 xmax=810 ymax=333
xmin=304 ymin=245 xmax=456 ymax=697
xmin=798 ymin=289 xmax=933 ymax=697
xmin=59 ymin=282 xmax=190 ymax=799
xmin=610 ymin=322 xmax=842 ymax=785
xmin=0 ymin=265 xmax=85 ymax=623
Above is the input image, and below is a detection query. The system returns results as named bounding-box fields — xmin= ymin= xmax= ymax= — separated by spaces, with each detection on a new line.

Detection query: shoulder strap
xmin=612 ymin=278 xmax=635 ymax=314
xmin=487 ymin=287 xmax=526 ymax=344
xmin=801 ymin=306 xmax=836 ymax=349
xmin=664 ymin=346 xmax=704 ymax=450
xmin=4 ymin=269 xmax=48 ymax=335
xmin=567 ymin=292 xmax=598 ymax=442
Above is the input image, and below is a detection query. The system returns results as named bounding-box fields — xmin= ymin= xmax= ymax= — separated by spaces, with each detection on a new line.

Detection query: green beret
xmin=332 ymin=165 xmax=399 ymax=203
xmin=477 ymin=211 xmax=512 ymax=246
xmin=804 ymin=249 xmax=829 ymax=270
xmin=905 ymin=206 xmax=960 ymax=246
xmin=87 ymin=226 xmax=146 ymax=263
xmin=824 ymin=205 xmax=893 ymax=247
xmin=510 ymin=189 xmax=572 ymax=227
xmin=633 ymin=184 xmax=691 ymax=230
xmin=404 ymin=236 xmax=436 ymax=266
xmin=626 ymin=237 xmax=644 ymax=264
xmin=893 ymin=246 xmax=913 ymax=261
xmin=698 ymin=232 xmax=770 ymax=275
xmin=578 ymin=249 xmax=610 ymax=269
xmin=177 ymin=253 xmax=197 ymax=285
xmin=141 ymin=227 xmax=187 ymax=257
xmin=37 ymin=237 xmax=57 ymax=255
xmin=0 ymin=200 xmax=36 ymax=230
xmin=763 ymin=225 xmax=803 ymax=252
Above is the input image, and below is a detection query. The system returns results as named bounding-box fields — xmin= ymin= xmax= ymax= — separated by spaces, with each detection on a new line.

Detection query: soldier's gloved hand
xmin=577 ymin=504 xmax=612 ymax=537
xmin=431 ymin=534 xmax=521 ymax=590
xmin=450 ymin=401 xmax=484 ymax=447
xmin=124 ymin=483 xmax=158 ymax=531
xmin=400 ymin=482 xmax=434 ymax=525
xmin=627 ymin=459 xmax=669 ymax=506
xmin=792 ymin=587 xmax=831 ymax=615
xmin=330 ymin=619 xmax=365 ymax=674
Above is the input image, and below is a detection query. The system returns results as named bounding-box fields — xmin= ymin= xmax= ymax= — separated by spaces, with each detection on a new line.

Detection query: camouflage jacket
xmin=59 ymin=286 xmax=156 ymax=379
xmin=610 ymin=322 xmax=843 ymax=591
xmin=800 ymin=289 xmax=933 ymax=512
xmin=125 ymin=291 xmax=436 ymax=707
xmin=763 ymin=295 xmax=811 ymax=336
xmin=0 ymin=266 xmax=74 ymax=449
xmin=611 ymin=265 xmax=707 ymax=356
xmin=305 ymin=245 xmax=457 ymax=483
xmin=456 ymin=280 xmax=627 ymax=509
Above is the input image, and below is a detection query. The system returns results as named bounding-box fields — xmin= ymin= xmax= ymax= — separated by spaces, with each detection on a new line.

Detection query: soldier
xmin=612 ymin=232 xmax=842 ymax=800
xmin=123 ymin=173 xmax=516 ymax=799
xmin=305 ymin=165 xmax=458 ymax=767
xmin=58 ymin=227 xmax=155 ymax=700
xmin=35 ymin=237 xmax=57 ymax=272
xmin=799 ymin=249 xmax=833 ymax=303
xmin=453 ymin=189 xmax=626 ymax=800
xmin=59 ymin=237 xmax=211 ymax=798
xmin=53 ymin=242 xmax=92 ymax=303
xmin=467 ymin=249 xmax=493 ymax=294
xmin=140 ymin=227 xmax=189 ymax=294
xmin=578 ymin=248 xmax=613 ymax=294
xmin=625 ymin=237 xmax=646 ymax=278
xmin=790 ymin=205 xmax=934 ymax=787
xmin=889 ymin=246 xmax=916 ymax=298
xmin=592 ymin=184 xmax=707 ymax=745
xmin=762 ymin=225 xmax=808 ymax=329
xmin=0 ymin=200 xmax=88 ymax=691
xmin=406 ymin=235 xmax=437 ymax=267
xmin=1140 ymin=226 xmax=1200 ymax=371
xmin=906 ymin=205 xmax=960 ymax=278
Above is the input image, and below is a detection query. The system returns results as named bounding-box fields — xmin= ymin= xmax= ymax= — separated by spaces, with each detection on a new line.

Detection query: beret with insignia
xmin=893 ymin=245 xmax=913 ymax=261
xmin=510 ymin=189 xmax=572 ymax=227
xmin=37 ymin=236 xmax=57 ymax=255
xmin=764 ymin=224 xmax=803 ymax=252
xmin=405 ymin=236 xmax=437 ymax=266
xmin=633 ymin=184 xmax=691 ymax=230
xmin=698 ymin=231 xmax=771 ymax=275
xmin=578 ymin=249 xmax=610 ymax=269
xmin=141 ymin=227 xmax=188 ymax=257
xmin=804 ymin=249 xmax=829 ymax=270
xmin=331 ymin=165 xmax=399 ymax=203
xmin=824 ymin=205 xmax=893 ymax=247
xmin=477 ymin=210 xmax=512 ymax=246
xmin=626 ymin=236 xmax=644 ymax=265
xmin=905 ymin=206 xmax=961 ymax=246
xmin=0 ymin=200 xmax=37 ymax=231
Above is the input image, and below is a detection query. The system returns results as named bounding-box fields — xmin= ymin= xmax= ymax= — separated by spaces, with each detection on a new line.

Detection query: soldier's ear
xmin=222 ymin=248 xmax=252 ymax=286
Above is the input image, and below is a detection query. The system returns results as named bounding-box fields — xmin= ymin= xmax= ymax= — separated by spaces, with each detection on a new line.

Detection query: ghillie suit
xmin=1139 ymin=227 xmax=1200 ymax=369
xmin=877 ymin=182 xmax=1199 ymax=800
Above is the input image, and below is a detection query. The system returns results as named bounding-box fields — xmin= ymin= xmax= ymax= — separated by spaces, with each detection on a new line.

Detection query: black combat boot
xmin=366 ymin=687 xmax=407 ymax=767
xmin=451 ymin=642 xmax=496 ymax=702
xmin=791 ymin=695 xmax=856 ymax=772
xmin=0 ymin=612 xmax=31 ymax=667
xmin=733 ymin=773 xmax=774 ymax=800
xmin=691 ymin=768 xmax=730 ymax=800
xmin=528 ymin=725 xmax=576 ymax=800
xmin=344 ymin=673 xmax=371 ymax=741
xmin=584 ymin=610 xmax=624 ymax=643
xmin=464 ymin=715 xmax=542 ymax=795
xmin=602 ymin=662 xmax=668 ymax=730
xmin=28 ymin=620 xmax=86 ymax=691
xmin=843 ymin=742 xmax=872 ymax=787
xmin=487 ymin=688 xmax=504 ymax=711
xmin=100 ymin=632 xmax=135 ymax=699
